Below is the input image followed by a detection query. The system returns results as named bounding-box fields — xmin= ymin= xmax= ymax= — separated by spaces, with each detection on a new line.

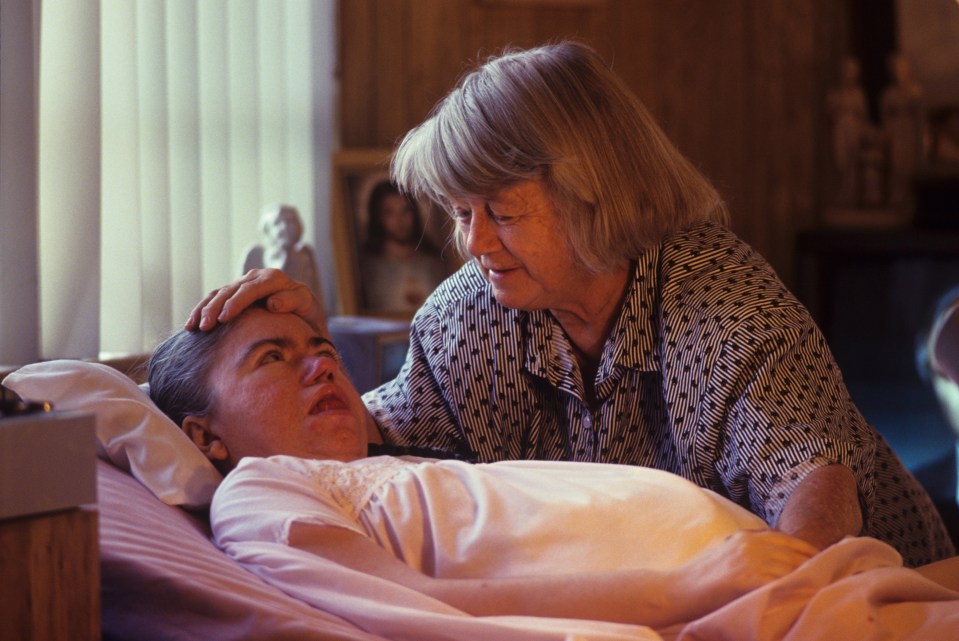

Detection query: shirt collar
xmin=522 ymin=248 xmax=662 ymax=389
xmin=599 ymin=249 xmax=662 ymax=375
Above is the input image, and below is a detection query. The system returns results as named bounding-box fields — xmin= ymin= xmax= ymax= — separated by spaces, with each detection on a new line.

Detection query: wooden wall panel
xmin=336 ymin=0 xmax=845 ymax=285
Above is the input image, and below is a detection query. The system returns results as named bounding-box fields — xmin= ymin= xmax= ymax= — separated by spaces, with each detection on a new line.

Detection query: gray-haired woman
xmin=187 ymin=41 xmax=953 ymax=566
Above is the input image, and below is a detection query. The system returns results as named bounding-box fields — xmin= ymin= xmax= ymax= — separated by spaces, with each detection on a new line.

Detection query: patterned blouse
xmin=364 ymin=222 xmax=954 ymax=566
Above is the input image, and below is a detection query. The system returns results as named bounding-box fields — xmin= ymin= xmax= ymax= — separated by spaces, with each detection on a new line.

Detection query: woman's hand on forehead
xmin=186 ymin=268 xmax=327 ymax=334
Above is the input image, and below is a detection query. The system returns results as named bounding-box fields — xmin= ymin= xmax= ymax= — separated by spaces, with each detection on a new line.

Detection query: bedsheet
xmin=98 ymin=459 xmax=384 ymax=641
xmin=673 ymin=537 xmax=959 ymax=641
xmin=222 ymin=534 xmax=959 ymax=641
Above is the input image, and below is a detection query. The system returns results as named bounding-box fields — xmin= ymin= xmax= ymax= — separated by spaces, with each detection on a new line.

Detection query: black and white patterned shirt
xmin=365 ymin=222 xmax=954 ymax=566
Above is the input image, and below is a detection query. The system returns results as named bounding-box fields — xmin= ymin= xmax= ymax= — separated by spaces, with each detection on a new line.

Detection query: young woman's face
xmin=199 ymin=308 xmax=369 ymax=466
xmin=451 ymin=180 xmax=589 ymax=313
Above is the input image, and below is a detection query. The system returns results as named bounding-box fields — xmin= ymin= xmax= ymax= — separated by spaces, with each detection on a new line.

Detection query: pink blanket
xmin=672 ymin=537 xmax=959 ymax=641
xmin=228 ymin=534 xmax=958 ymax=640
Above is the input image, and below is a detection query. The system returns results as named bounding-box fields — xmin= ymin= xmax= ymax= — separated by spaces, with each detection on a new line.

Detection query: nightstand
xmin=0 ymin=508 xmax=100 ymax=641
xmin=0 ymin=410 xmax=99 ymax=641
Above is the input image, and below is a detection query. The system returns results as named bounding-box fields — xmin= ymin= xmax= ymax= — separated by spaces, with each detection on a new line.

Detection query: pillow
xmin=3 ymin=359 xmax=222 ymax=507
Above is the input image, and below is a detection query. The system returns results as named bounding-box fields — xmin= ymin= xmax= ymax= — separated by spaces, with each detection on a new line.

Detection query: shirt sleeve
xmin=707 ymin=305 xmax=877 ymax=526
xmin=211 ymin=456 xmax=364 ymax=550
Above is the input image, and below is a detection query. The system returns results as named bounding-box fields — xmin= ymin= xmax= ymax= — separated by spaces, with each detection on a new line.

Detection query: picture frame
xmin=331 ymin=148 xmax=461 ymax=318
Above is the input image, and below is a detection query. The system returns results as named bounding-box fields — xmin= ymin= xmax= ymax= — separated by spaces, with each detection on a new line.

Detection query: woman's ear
xmin=181 ymin=415 xmax=230 ymax=463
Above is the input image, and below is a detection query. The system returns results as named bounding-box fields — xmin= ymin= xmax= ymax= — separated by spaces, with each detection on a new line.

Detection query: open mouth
xmin=309 ymin=390 xmax=349 ymax=415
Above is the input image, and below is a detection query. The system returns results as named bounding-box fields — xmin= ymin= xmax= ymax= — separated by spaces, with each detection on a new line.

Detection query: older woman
xmin=188 ymin=42 xmax=953 ymax=566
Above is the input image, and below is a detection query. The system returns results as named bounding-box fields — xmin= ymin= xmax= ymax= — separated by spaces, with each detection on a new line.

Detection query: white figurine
xmin=242 ymin=203 xmax=322 ymax=299
xmin=827 ymin=57 xmax=872 ymax=208
xmin=881 ymin=54 xmax=925 ymax=209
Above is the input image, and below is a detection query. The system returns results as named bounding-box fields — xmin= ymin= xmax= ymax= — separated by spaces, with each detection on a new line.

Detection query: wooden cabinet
xmin=0 ymin=508 xmax=100 ymax=641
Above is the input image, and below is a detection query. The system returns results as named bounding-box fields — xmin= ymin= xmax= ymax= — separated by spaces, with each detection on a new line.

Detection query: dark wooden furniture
xmin=0 ymin=508 xmax=100 ymax=641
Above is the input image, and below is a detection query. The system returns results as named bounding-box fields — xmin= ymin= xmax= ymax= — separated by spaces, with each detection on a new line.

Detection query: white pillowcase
xmin=3 ymin=359 xmax=222 ymax=507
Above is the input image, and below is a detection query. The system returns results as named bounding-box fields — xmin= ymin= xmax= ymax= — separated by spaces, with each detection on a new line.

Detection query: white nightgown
xmin=212 ymin=455 xmax=766 ymax=579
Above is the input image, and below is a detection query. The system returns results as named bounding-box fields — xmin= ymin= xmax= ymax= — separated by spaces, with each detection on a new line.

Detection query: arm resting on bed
xmin=288 ymin=522 xmax=817 ymax=627
xmin=775 ymin=463 xmax=863 ymax=550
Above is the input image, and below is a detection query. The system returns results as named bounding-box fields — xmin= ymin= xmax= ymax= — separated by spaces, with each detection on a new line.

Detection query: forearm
xmin=429 ymin=568 xmax=690 ymax=626
xmin=290 ymin=525 xmax=815 ymax=627
xmin=292 ymin=522 xmax=684 ymax=625
xmin=775 ymin=463 xmax=863 ymax=549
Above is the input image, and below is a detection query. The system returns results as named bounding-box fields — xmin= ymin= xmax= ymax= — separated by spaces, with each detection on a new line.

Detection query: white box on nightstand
xmin=0 ymin=411 xmax=96 ymax=519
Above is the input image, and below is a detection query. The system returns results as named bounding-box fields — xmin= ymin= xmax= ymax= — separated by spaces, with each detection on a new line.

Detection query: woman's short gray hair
xmin=391 ymin=41 xmax=729 ymax=273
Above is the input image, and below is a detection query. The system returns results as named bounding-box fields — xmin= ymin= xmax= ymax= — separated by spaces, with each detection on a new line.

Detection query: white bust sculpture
xmin=242 ymin=203 xmax=322 ymax=299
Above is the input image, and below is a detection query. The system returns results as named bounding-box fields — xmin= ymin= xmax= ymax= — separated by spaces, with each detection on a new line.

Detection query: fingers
xmin=725 ymin=529 xmax=818 ymax=581
xmin=185 ymin=269 xmax=306 ymax=332
xmin=677 ymin=528 xmax=820 ymax=617
xmin=730 ymin=528 xmax=820 ymax=561
xmin=185 ymin=288 xmax=224 ymax=331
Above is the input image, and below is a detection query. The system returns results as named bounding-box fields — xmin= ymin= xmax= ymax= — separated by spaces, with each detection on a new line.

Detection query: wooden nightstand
xmin=0 ymin=508 xmax=100 ymax=641
xmin=0 ymin=410 xmax=99 ymax=641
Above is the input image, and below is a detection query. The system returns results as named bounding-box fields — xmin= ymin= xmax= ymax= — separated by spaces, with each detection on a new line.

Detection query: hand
xmin=673 ymin=529 xmax=818 ymax=616
xmin=185 ymin=268 xmax=326 ymax=332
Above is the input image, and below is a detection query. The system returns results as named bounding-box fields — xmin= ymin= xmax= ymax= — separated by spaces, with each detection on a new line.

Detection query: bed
xmin=3 ymin=359 xmax=959 ymax=641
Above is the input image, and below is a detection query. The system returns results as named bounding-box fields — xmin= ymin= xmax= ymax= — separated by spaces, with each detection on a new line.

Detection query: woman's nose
xmin=303 ymin=354 xmax=336 ymax=384
xmin=464 ymin=210 xmax=499 ymax=257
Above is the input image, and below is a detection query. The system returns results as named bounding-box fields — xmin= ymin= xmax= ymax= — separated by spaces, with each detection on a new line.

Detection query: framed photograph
xmin=331 ymin=149 xmax=462 ymax=317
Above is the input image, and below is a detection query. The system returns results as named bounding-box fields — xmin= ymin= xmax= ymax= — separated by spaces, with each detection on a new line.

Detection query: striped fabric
xmin=365 ymin=222 xmax=954 ymax=566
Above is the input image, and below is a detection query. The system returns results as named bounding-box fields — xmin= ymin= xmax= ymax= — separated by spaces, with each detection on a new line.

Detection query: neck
xmin=550 ymin=264 xmax=632 ymax=362
xmin=382 ymin=239 xmax=416 ymax=260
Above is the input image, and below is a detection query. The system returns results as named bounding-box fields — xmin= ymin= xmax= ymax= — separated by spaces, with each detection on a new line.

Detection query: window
xmin=0 ymin=0 xmax=336 ymax=366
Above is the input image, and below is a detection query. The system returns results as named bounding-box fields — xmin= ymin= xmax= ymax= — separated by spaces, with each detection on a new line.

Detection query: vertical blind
xmin=8 ymin=0 xmax=335 ymax=365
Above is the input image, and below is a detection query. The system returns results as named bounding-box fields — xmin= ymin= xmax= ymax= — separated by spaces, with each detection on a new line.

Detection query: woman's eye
xmin=488 ymin=209 xmax=513 ymax=224
xmin=315 ymin=348 xmax=340 ymax=362
xmin=452 ymin=208 xmax=472 ymax=222
xmin=259 ymin=350 xmax=284 ymax=365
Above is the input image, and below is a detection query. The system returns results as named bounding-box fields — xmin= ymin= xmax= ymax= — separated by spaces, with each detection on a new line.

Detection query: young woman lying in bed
xmin=143 ymin=301 xmax=958 ymax=631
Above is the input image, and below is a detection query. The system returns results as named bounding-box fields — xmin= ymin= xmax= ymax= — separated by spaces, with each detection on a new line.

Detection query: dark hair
xmin=148 ymin=300 xmax=268 ymax=427
xmin=364 ymin=180 xmax=436 ymax=254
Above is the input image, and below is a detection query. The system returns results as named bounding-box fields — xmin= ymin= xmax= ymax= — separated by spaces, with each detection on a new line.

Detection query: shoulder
xmin=658 ymin=223 xmax=813 ymax=349
xmin=660 ymin=222 xmax=759 ymax=272
xmin=211 ymin=456 xmax=331 ymax=546
xmin=214 ymin=456 xmax=321 ymax=501
xmin=242 ymin=245 xmax=265 ymax=269
xmin=661 ymin=223 xmax=797 ymax=307
xmin=422 ymin=261 xmax=488 ymax=304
